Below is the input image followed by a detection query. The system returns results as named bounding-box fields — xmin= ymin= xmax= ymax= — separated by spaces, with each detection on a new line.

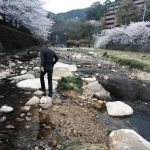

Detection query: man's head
xmin=40 ymin=40 xmax=48 ymax=47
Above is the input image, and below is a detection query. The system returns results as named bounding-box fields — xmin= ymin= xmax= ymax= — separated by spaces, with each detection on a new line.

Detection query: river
xmin=0 ymin=48 xmax=150 ymax=149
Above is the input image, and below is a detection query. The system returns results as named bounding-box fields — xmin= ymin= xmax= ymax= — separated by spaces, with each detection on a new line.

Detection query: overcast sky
xmin=43 ymin=0 xmax=106 ymax=14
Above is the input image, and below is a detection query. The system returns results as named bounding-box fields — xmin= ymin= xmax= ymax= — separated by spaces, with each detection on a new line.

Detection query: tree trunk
xmin=143 ymin=0 xmax=146 ymax=21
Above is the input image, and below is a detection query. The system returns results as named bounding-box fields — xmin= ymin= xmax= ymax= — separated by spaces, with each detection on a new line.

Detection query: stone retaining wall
xmin=0 ymin=24 xmax=39 ymax=53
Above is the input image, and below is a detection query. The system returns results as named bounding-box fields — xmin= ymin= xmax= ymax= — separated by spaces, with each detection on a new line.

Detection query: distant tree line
xmin=86 ymin=1 xmax=106 ymax=20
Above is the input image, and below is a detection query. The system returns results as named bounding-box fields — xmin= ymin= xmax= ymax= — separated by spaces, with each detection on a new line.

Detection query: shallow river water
xmin=0 ymin=49 xmax=150 ymax=149
xmin=0 ymin=77 xmax=150 ymax=149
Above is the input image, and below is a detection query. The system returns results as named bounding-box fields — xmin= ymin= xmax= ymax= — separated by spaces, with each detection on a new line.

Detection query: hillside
xmin=48 ymin=8 xmax=87 ymax=21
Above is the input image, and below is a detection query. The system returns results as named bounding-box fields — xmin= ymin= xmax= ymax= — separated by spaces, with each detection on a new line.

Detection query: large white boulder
xmin=0 ymin=71 xmax=10 ymax=80
xmin=106 ymin=101 xmax=133 ymax=117
xmin=82 ymin=81 xmax=111 ymax=100
xmin=0 ymin=105 xmax=14 ymax=113
xmin=9 ymin=74 xmax=35 ymax=83
xmin=66 ymin=143 xmax=108 ymax=150
xmin=39 ymin=96 xmax=53 ymax=109
xmin=109 ymin=129 xmax=150 ymax=150
xmin=20 ymin=106 xmax=31 ymax=112
xmin=33 ymin=67 xmax=40 ymax=72
xmin=0 ymin=73 xmax=6 ymax=80
xmin=53 ymin=67 xmax=73 ymax=80
xmin=53 ymin=62 xmax=77 ymax=80
xmin=93 ymin=91 xmax=111 ymax=101
xmin=17 ymin=78 xmax=58 ymax=90
xmin=32 ymin=62 xmax=77 ymax=80
xmin=21 ymin=70 xmax=27 ymax=75
xmin=33 ymin=90 xmax=44 ymax=97
xmin=26 ymin=96 xmax=40 ymax=106
xmin=82 ymin=77 xmax=97 ymax=83
xmin=54 ymin=62 xmax=77 ymax=72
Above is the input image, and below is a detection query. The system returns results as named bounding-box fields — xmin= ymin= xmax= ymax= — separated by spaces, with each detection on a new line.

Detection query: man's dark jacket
xmin=40 ymin=47 xmax=58 ymax=67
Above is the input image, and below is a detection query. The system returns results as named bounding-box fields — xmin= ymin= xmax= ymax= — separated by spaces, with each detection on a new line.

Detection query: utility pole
xmin=6 ymin=0 xmax=10 ymax=6
xmin=143 ymin=0 xmax=147 ymax=21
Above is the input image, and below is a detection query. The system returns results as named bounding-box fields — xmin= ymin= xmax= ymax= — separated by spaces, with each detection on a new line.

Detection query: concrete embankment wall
xmin=0 ymin=24 xmax=39 ymax=53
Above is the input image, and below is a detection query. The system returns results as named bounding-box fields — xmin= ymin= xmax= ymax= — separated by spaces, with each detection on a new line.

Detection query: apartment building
xmin=104 ymin=0 xmax=145 ymax=29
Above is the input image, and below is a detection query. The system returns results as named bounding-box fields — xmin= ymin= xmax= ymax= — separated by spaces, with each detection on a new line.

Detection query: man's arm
xmin=40 ymin=49 xmax=44 ymax=67
xmin=54 ymin=52 xmax=58 ymax=64
xmin=40 ymin=49 xmax=44 ymax=72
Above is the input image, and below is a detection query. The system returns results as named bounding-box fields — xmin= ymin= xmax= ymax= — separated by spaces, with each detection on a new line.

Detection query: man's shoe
xmin=43 ymin=92 xmax=46 ymax=96
xmin=39 ymin=88 xmax=46 ymax=92
xmin=39 ymin=88 xmax=46 ymax=96
xmin=48 ymin=94 xmax=52 ymax=98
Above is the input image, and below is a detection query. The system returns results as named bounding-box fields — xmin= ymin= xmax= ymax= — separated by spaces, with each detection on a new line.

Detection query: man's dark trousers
xmin=40 ymin=64 xmax=54 ymax=97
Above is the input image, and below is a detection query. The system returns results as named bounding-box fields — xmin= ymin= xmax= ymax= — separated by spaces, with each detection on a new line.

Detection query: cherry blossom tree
xmin=94 ymin=21 xmax=150 ymax=48
xmin=126 ymin=22 xmax=150 ymax=41
xmin=0 ymin=0 xmax=3 ymax=7
xmin=87 ymin=20 xmax=102 ymax=27
xmin=0 ymin=0 xmax=53 ymax=40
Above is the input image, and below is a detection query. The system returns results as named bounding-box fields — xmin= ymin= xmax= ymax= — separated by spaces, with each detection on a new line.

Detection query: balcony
xmin=107 ymin=6 xmax=115 ymax=11
xmin=105 ymin=19 xmax=115 ymax=24
xmin=105 ymin=24 xmax=115 ymax=29
xmin=133 ymin=0 xmax=144 ymax=3
xmin=105 ymin=12 xmax=115 ymax=16
xmin=136 ymin=3 xmax=144 ymax=7
xmin=106 ymin=10 xmax=115 ymax=14
xmin=105 ymin=14 xmax=115 ymax=19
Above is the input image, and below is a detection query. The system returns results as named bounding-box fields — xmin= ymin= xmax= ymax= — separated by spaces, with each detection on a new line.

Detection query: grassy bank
xmin=99 ymin=49 xmax=150 ymax=71
xmin=71 ymin=48 xmax=150 ymax=71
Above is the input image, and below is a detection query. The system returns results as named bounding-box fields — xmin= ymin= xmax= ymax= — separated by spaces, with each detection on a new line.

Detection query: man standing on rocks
xmin=40 ymin=45 xmax=58 ymax=97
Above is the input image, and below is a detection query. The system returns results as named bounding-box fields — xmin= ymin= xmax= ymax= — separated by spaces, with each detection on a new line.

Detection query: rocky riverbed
xmin=0 ymin=47 xmax=150 ymax=150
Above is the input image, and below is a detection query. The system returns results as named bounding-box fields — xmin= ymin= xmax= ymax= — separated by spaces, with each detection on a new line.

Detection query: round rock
xmin=109 ymin=129 xmax=150 ymax=150
xmin=0 ymin=105 xmax=14 ymax=113
xmin=106 ymin=101 xmax=133 ymax=117
xmin=17 ymin=78 xmax=57 ymax=90
xmin=39 ymin=96 xmax=53 ymax=109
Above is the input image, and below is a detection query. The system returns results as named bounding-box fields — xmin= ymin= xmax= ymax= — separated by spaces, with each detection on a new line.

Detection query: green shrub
xmin=57 ymin=76 xmax=83 ymax=91
xmin=103 ymin=52 xmax=108 ymax=57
